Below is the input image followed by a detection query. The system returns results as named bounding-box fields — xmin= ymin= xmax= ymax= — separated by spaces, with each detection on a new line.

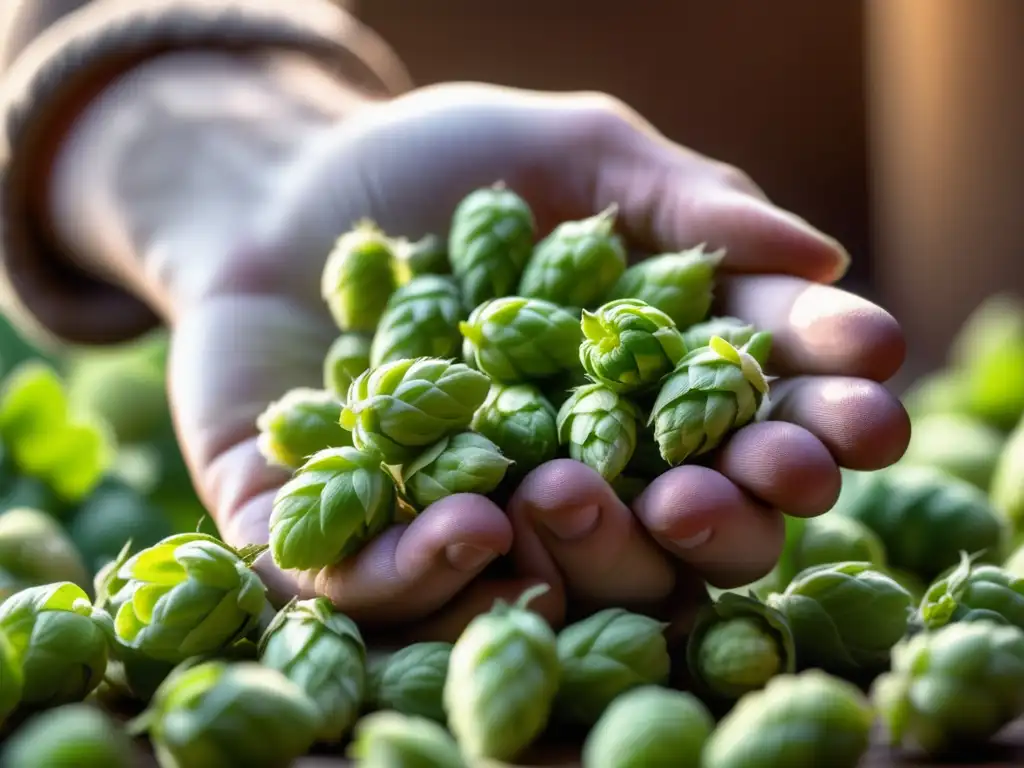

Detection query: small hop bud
xmin=401 ymin=432 xmax=512 ymax=509
xmin=323 ymin=333 xmax=371 ymax=401
xmin=556 ymin=383 xmax=641 ymax=482
xmin=321 ymin=220 xmax=398 ymax=333
xmin=256 ymin=388 xmax=350 ymax=469
xmin=370 ymin=276 xmax=465 ymax=368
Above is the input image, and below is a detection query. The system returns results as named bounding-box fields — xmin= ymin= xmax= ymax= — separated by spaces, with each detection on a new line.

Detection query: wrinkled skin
xmin=80 ymin=80 xmax=910 ymax=640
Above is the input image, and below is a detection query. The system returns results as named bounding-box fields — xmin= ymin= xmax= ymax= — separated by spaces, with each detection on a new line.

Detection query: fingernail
xmin=830 ymin=239 xmax=852 ymax=282
xmin=672 ymin=528 xmax=713 ymax=550
xmin=445 ymin=544 xmax=495 ymax=572
xmin=541 ymin=505 xmax=600 ymax=541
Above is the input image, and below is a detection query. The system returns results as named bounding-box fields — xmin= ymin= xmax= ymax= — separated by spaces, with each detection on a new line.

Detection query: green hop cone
xmin=518 ymin=206 xmax=627 ymax=308
xmin=579 ymin=299 xmax=686 ymax=394
xmin=471 ymin=383 xmax=559 ymax=480
xmin=269 ymin=447 xmax=396 ymax=571
xmin=259 ymin=597 xmax=366 ymax=743
xmin=340 ymin=358 xmax=491 ymax=464
xmin=682 ymin=315 xmax=756 ymax=350
xmin=0 ymin=704 xmax=135 ymax=768
xmin=991 ymin=411 xmax=1024 ymax=532
xmin=901 ymin=369 xmax=971 ymax=422
xmin=324 ymin=334 xmax=372 ymax=401
xmin=448 ymin=184 xmax=536 ymax=308
xmin=370 ymin=276 xmax=465 ymax=368
xmin=833 ymin=465 xmax=1007 ymax=581
xmin=771 ymin=512 xmax=887 ymax=590
xmin=459 ymin=297 xmax=583 ymax=384
xmin=556 ymin=383 xmax=641 ymax=483
xmin=0 ymin=582 xmax=111 ymax=709
xmin=137 ymin=660 xmax=321 ymax=768
xmin=901 ymin=413 xmax=1004 ymax=491
xmin=554 ymin=608 xmax=670 ymax=726
xmin=321 ymin=220 xmax=398 ymax=333
xmin=919 ymin=550 xmax=1024 ymax=630
xmin=348 ymin=711 xmax=467 ymax=768
xmin=444 ymin=584 xmax=560 ymax=762
xmin=607 ymin=246 xmax=724 ymax=330
xmin=766 ymin=562 xmax=913 ymax=675
xmin=872 ymin=621 xmax=1024 ymax=754
xmin=582 ymin=686 xmax=713 ymax=768
xmin=0 ymin=507 xmax=90 ymax=590
xmin=256 ymin=388 xmax=350 ymax=470
xmin=109 ymin=533 xmax=267 ymax=663
xmin=367 ymin=641 xmax=452 ymax=723
xmin=401 ymin=432 xmax=511 ymax=509
xmin=686 ymin=593 xmax=796 ymax=703
xmin=649 ymin=334 xmax=772 ymax=466
xmin=0 ymin=627 xmax=21 ymax=727
xmin=392 ymin=233 xmax=451 ymax=284
xmin=703 ymin=670 xmax=873 ymax=768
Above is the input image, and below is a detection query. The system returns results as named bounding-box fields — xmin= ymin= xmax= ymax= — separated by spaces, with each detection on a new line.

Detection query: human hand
xmin=167 ymin=83 xmax=909 ymax=641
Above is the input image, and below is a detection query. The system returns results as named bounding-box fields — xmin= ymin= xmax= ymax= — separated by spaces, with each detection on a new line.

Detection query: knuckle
xmin=708 ymin=161 xmax=762 ymax=196
xmin=568 ymin=92 xmax=641 ymax=144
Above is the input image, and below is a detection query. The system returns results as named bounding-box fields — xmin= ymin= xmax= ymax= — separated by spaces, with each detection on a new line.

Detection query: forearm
xmin=47 ymin=50 xmax=371 ymax=321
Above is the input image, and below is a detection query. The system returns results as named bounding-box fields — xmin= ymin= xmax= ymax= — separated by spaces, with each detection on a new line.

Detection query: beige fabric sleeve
xmin=0 ymin=0 xmax=410 ymax=347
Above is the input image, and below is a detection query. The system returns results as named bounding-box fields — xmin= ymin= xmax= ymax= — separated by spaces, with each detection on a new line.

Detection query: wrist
xmin=46 ymin=50 xmax=372 ymax=321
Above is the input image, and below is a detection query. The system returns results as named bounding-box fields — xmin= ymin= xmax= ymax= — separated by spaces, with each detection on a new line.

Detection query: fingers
xmin=767 ymin=376 xmax=912 ymax=471
xmin=717 ymin=274 xmax=906 ymax=381
xmin=633 ymin=466 xmax=785 ymax=589
xmin=714 ymin=421 xmax=841 ymax=518
xmin=507 ymin=460 xmax=677 ymax=610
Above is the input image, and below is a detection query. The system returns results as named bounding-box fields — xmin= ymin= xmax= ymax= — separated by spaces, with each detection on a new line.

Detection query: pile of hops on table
xmin=6 ymin=189 xmax=1024 ymax=768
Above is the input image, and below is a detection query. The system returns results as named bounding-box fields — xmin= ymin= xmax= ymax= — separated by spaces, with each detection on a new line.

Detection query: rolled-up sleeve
xmin=0 ymin=0 xmax=410 ymax=348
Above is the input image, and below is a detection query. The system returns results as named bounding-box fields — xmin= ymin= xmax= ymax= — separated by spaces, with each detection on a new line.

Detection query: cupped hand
xmin=166 ymin=83 xmax=910 ymax=641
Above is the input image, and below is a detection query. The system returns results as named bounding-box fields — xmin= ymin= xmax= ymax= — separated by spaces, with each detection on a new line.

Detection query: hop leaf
xmin=0 ymin=626 xmax=21 ymax=727
xmin=649 ymin=333 xmax=771 ymax=465
xmin=321 ymin=221 xmax=398 ymax=332
xmin=401 ymin=432 xmax=512 ymax=509
xmin=269 ymin=447 xmax=396 ymax=570
xmin=109 ymin=534 xmax=267 ymax=663
xmin=348 ymin=711 xmax=467 ymax=768
xmin=367 ymin=641 xmax=452 ymax=723
xmin=448 ymin=184 xmax=536 ymax=308
xmin=259 ymin=597 xmax=367 ymax=743
xmin=256 ymin=388 xmax=350 ymax=469
xmin=557 ymin=383 xmax=641 ymax=482
xmin=370 ymin=275 xmax=465 ymax=367
xmin=471 ymin=383 xmax=559 ymax=480
xmin=518 ymin=206 xmax=627 ymax=308
xmin=340 ymin=358 xmax=491 ymax=465
xmin=459 ymin=297 xmax=583 ymax=384
xmin=579 ymin=299 xmax=686 ymax=393
xmin=323 ymin=334 xmax=371 ymax=401
xmin=607 ymin=246 xmax=723 ymax=330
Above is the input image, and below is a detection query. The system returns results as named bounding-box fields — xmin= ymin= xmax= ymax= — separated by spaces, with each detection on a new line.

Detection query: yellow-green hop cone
xmin=766 ymin=562 xmax=913 ymax=675
xmin=324 ymin=333 xmax=372 ymax=401
xmin=556 ymin=383 xmax=641 ymax=483
xmin=686 ymin=593 xmax=795 ymax=702
xmin=444 ymin=584 xmax=559 ymax=762
xmin=270 ymin=446 xmax=396 ymax=570
xmin=581 ymin=686 xmax=713 ymax=768
xmin=919 ymin=550 xmax=1024 ymax=630
xmin=259 ymin=597 xmax=366 ymax=743
xmin=459 ymin=297 xmax=583 ymax=384
xmin=0 ymin=506 xmax=90 ymax=590
xmin=681 ymin=315 xmax=756 ymax=350
xmin=321 ymin=220 xmax=398 ymax=333
xmin=0 ymin=704 xmax=135 ymax=768
xmin=401 ymin=432 xmax=511 ymax=509
xmin=901 ymin=413 xmax=1004 ymax=491
xmin=0 ymin=582 xmax=110 ymax=709
xmin=340 ymin=358 xmax=491 ymax=464
xmin=606 ymin=246 xmax=724 ymax=330
xmin=370 ymin=276 xmax=465 ymax=368
xmin=555 ymin=608 xmax=670 ymax=726
xmin=518 ymin=206 xmax=627 ymax=308
xmin=649 ymin=334 xmax=771 ymax=466
xmin=349 ymin=711 xmax=467 ymax=768
xmin=392 ymin=233 xmax=451 ymax=285
xmin=579 ymin=299 xmax=686 ymax=394
xmin=256 ymin=388 xmax=349 ymax=470
xmin=137 ymin=660 xmax=320 ymax=768
xmin=872 ymin=621 xmax=1024 ymax=754
xmin=471 ymin=383 xmax=558 ymax=480
xmin=448 ymin=184 xmax=536 ymax=308
xmin=991 ymin=411 xmax=1024 ymax=532
xmin=772 ymin=512 xmax=886 ymax=589
xmin=367 ymin=641 xmax=451 ymax=723
xmin=901 ymin=369 xmax=971 ymax=422
xmin=0 ymin=626 xmax=21 ymax=727
xmin=833 ymin=465 xmax=1007 ymax=581
xmin=703 ymin=670 xmax=873 ymax=768
xmin=109 ymin=533 xmax=267 ymax=664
